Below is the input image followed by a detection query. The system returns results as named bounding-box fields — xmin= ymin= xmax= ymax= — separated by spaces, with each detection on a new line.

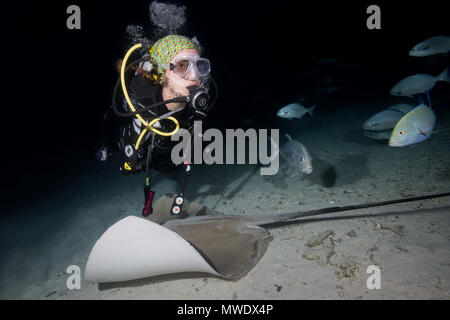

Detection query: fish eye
xmin=399 ymin=130 xmax=405 ymax=135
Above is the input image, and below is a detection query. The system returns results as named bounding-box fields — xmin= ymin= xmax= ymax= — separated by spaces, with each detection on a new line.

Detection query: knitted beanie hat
xmin=149 ymin=35 xmax=198 ymax=76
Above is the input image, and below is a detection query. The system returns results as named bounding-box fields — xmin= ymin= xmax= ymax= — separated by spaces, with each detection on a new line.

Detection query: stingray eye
xmin=399 ymin=130 xmax=405 ymax=135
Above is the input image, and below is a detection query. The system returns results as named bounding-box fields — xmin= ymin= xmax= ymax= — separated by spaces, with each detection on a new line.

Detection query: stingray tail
xmin=248 ymin=211 xmax=319 ymax=226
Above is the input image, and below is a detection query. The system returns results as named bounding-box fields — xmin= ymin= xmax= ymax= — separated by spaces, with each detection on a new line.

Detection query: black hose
xmin=111 ymin=57 xmax=187 ymax=118
xmin=207 ymin=77 xmax=219 ymax=111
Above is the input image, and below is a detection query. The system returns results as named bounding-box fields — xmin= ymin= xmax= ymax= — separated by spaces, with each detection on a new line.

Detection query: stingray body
xmin=163 ymin=215 xmax=272 ymax=279
xmin=363 ymin=104 xmax=415 ymax=140
xmin=85 ymin=195 xmax=308 ymax=283
xmin=85 ymin=194 xmax=450 ymax=284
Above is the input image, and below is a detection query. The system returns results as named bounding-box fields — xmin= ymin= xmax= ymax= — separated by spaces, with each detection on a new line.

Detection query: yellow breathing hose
xmin=120 ymin=43 xmax=180 ymax=150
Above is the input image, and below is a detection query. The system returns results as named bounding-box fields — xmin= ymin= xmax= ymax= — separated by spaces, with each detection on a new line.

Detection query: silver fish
xmin=277 ymin=103 xmax=317 ymax=120
xmin=390 ymin=67 xmax=449 ymax=97
xmin=279 ymin=134 xmax=313 ymax=177
xmin=409 ymin=35 xmax=450 ymax=57
xmin=362 ymin=104 xmax=414 ymax=131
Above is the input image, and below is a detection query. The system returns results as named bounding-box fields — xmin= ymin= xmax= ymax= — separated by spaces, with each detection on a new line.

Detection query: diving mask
xmin=169 ymin=55 xmax=211 ymax=80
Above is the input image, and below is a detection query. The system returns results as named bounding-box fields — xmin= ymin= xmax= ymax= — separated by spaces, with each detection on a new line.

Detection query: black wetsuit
xmin=101 ymin=69 xmax=208 ymax=173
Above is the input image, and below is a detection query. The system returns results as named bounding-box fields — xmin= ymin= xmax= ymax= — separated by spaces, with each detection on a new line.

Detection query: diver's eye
xmin=399 ymin=130 xmax=405 ymax=135
xmin=175 ymin=60 xmax=190 ymax=73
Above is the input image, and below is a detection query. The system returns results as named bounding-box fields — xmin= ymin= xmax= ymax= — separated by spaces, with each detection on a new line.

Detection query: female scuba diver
xmin=96 ymin=34 xmax=217 ymax=217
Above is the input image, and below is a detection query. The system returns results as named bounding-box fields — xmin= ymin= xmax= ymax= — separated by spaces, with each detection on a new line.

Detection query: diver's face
xmin=164 ymin=49 xmax=202 ymax=97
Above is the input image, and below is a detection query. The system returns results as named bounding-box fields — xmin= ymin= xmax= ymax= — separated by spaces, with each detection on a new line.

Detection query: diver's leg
xmin=148 ymin=193 xmax=223 ymax=224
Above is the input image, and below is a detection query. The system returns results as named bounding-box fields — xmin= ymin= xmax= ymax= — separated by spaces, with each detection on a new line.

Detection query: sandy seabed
xmin=1 ymin=101 xmax=449 ymax=300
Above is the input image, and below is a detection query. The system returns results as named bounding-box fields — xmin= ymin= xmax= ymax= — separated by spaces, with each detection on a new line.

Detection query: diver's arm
xmin=95 ymin=106 xmax=117 ymax=161
xmin=117 ymin=119 xmax=148 ymax=174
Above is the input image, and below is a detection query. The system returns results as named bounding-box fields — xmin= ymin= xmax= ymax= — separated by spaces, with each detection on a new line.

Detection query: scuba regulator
xmin=112 ymin=43 xmax=217 ymax=218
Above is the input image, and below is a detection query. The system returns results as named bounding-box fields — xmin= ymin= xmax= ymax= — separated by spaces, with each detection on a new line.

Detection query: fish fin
xmin=437 ymin=67 xmax=449 ymax=83
xmin=285 ymin=167 xmax=300 ymax=178
xmin=430 ymin=127 xmax=450 ymax=135
xmin=425 ymin=90 xmax=432 ymax=108
xmin=268 ymin=135 xmax=280 ymax=163
xmin=418 ymin=130 xmax=432 ymax=139
xmin=308 ymin=105 xmax=317 ymax=117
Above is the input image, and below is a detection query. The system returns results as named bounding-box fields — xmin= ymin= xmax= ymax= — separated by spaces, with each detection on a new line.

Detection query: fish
xmin=301 ymin=69 xmax=320 ymax=79
xmin=239 ymin=117 xmax=255 ymax=127
xmin=320 ymin=76 xmax=334 ymax=85
xmin=337 ymin=63 xmax=360 ymax=70
xmin=363 ymin=129 xmax=393 ymax=141
xmin=388 ymin=103 xmax=417 ymax=114
xmin=409 ymin=35 xmax=450 ymax=57
xmin=278 ymin=134 xmax=313 ymax=177
xmin=325 ymin=86 xmax=340 ymax=93
xmin=315 ymin=58 xmax=338 ymax=64
xmin=277 ymin=103 xmax=317 ymax=120
xmin=389 ymin=104 xmax=436 ymax=147
xmin=390 ymin=67 xmax=449 ymax=97
xmin=362 ymin=104 xmax=414 ymax=131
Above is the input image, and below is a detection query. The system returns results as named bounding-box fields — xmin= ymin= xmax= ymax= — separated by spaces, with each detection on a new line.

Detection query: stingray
xmin=84 ymin=192 xmax=450 ymax=283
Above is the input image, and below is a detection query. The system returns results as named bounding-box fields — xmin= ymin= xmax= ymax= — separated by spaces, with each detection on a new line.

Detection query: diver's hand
xmin=95 ymin=146 xmax=111 ymax=162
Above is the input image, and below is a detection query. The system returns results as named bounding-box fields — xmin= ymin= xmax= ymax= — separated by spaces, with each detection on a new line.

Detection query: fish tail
xmin=308 ymin=105 xmax=317 ymax=117
xmin=437 ymin=67 xmax=449 ymax=83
